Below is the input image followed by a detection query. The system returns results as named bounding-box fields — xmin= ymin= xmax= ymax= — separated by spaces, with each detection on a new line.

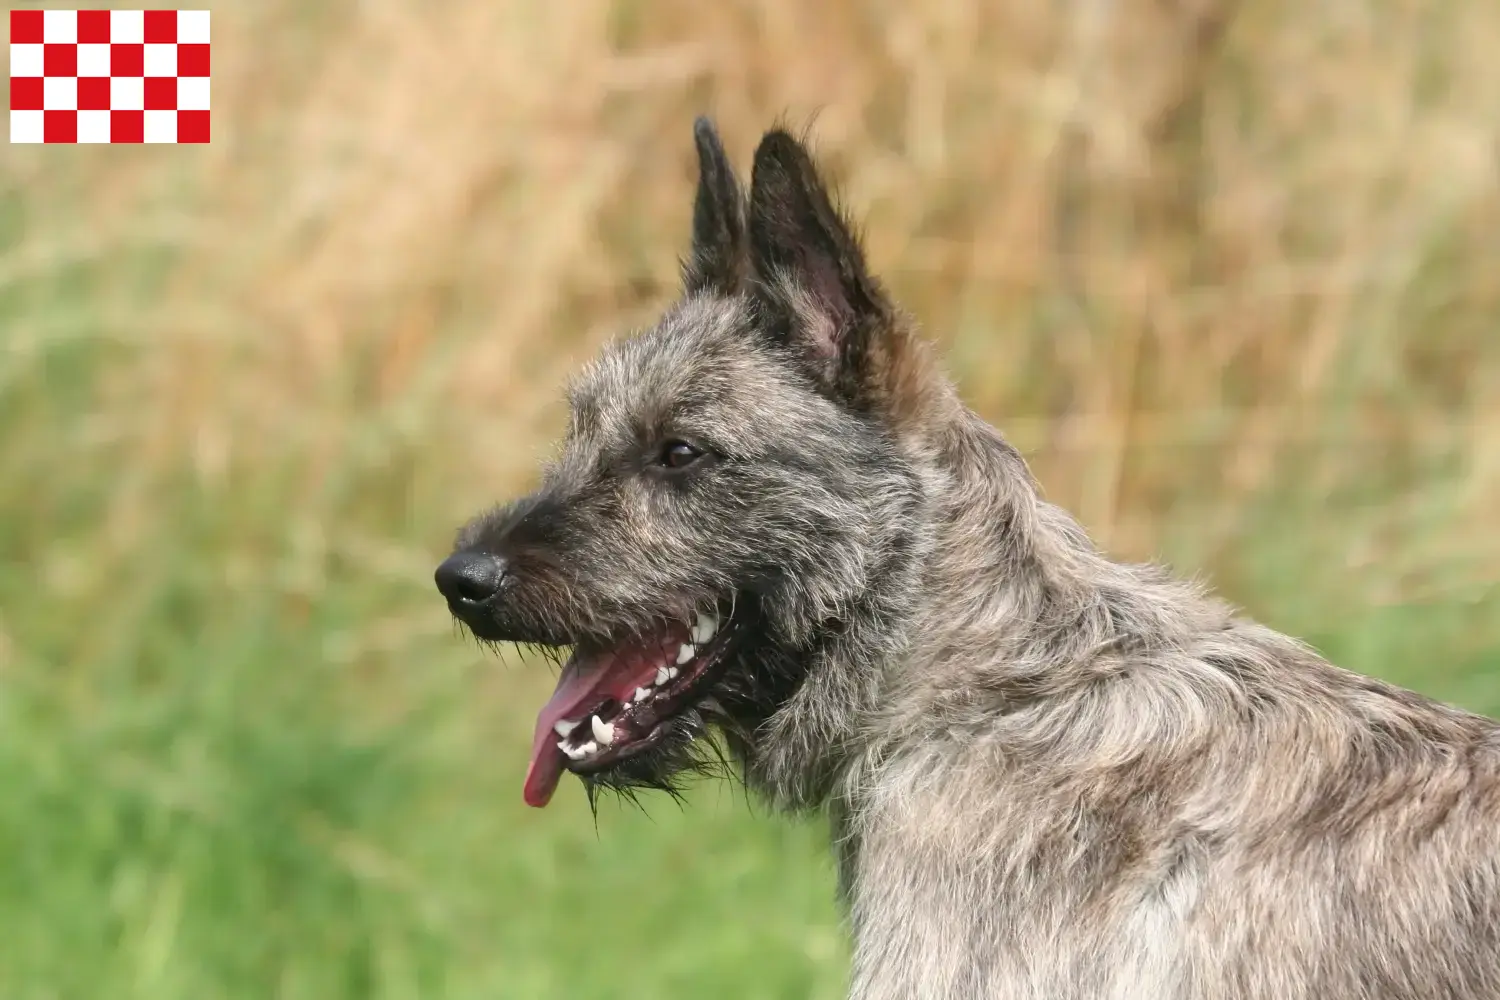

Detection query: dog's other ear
xmin=682 ymin=117 xmax=747 ymax=297
xmin=746 ymin=128 xmax=891 ymax=387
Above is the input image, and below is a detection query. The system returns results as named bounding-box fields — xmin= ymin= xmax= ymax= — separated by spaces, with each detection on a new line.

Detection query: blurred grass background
xmin=3 ymin=0 xmax=1499 ymax=996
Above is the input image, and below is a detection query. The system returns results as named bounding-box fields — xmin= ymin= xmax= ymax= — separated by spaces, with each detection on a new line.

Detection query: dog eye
xmin=658 ymin=440 xmax=703 ymax=470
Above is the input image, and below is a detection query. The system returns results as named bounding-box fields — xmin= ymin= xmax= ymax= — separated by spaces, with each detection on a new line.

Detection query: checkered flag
xmin=10 ymin=9 xmax=210 ymax=143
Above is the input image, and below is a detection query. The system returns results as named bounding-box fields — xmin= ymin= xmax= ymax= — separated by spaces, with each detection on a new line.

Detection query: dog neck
xmin=904 ymin=397 xmax=1230 ymax=718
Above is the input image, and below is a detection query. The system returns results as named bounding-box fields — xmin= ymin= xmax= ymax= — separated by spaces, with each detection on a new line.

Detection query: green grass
xmin=0 ymin=485 xmax=849 ymax=1000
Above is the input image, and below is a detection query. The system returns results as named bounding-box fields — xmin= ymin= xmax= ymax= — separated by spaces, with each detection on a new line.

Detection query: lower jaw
xmin=555 ymin=633 xmax=743 ymax=782
xmin=563 ymin=724 xmax=671 ymax=775
xmin=524 ymin=597 xmax=761 ymax=804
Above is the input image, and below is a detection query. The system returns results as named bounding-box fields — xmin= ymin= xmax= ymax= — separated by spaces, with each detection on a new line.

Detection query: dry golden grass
xmin=9 ymin=0 xmax=1500 ymax=591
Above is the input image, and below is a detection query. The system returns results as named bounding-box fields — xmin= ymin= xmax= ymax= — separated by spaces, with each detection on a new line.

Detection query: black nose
xmin=434 ymin=551 xmax=507 ymax=610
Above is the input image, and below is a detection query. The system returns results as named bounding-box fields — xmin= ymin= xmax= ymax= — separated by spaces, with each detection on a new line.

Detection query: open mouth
xmin=523 ymin=600 xmax=742 ymax=807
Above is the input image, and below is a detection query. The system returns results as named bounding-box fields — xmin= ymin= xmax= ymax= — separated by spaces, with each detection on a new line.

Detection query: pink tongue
xmin=523 ymin=644 xmax=666 ymax=808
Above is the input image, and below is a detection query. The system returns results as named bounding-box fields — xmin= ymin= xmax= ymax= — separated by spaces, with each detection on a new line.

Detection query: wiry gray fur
xmin=441 ymin=118 xmax=1500 ymax=999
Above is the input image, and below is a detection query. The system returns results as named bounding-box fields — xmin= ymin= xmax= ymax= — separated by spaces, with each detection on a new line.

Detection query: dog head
xmin=436 ymin=120 xmax=928 ymax=807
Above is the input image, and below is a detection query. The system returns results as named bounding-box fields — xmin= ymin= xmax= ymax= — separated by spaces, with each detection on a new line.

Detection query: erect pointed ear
xmin=681 ymin=117 xmax=747 ymax=297
xmin=746 ymin=129 xmax=890 ymax=385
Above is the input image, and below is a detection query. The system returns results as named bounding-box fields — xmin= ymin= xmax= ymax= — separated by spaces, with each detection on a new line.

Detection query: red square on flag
xmin=10 ymin=10 xmax=211 ymax=144
xmin=11 ymin=9 xmax=44 ymax=44
xmin=112 ymin=44 xmax=146 ymax=78
xmin=77 ymin=77 xmax=112 ymax=112
xmin=77 ymin=10 xmax=112 ymax=44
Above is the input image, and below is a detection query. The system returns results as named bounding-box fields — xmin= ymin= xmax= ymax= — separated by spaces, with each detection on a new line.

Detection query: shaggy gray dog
xmin=437 ymin=119 xmax=1500 ymax=1000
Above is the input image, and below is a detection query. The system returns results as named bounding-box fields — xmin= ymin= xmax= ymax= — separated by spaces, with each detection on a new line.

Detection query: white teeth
xmin=591 ymin=715 xmax=616 ymax=746
xmin=667 ymin=666 xmax=679 ymax=680
xmin=634 ymin=687 xmax=653 ymax=703
xmin=577 ymin=740 xmax=597 ymax=756
xmin=691 ymin=612 xmax=719 ymax=645
xmin=655 ymin=666 xmax=671 ymax=686
xmin=559 ymin=740 xmax=588 ymax=760
xmin=553 ymin=720 xmax=578 ymax=738
xmin=676 ymin=643 xmax=696 ymax=665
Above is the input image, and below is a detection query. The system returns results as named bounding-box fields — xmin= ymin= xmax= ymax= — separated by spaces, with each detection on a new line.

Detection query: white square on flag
xmin=75 ymin=43 xmax=111 ymax=79
xmin=76 ymin=109 xmax=111 ymax=144
xmin=9 ymin=9 xmax=210 ymax=144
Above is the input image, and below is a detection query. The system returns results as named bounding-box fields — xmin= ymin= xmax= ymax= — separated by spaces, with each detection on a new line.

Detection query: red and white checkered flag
xmin=10 ymin=9 xmax=209 ymax=143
